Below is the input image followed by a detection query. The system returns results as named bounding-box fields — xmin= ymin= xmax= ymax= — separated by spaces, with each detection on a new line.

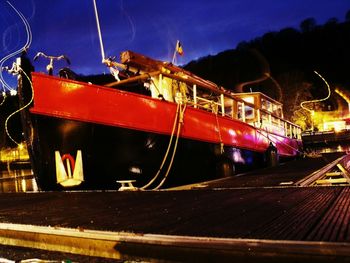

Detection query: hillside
xmin=184 ymin=12 xmax=350 ymax=129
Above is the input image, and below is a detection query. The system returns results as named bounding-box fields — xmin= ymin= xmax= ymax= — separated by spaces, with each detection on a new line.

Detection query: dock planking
xmin=0 ymin=186 xmax=348 ymax=242
xmin=189 ymin=152 xmax=344 ymax=189
xmin=0 ymin=153 xmax=350 ymax=261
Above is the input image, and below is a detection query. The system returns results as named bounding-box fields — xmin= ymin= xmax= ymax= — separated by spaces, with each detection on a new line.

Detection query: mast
xmin=92 ymin=0 xmax=106 ymax=62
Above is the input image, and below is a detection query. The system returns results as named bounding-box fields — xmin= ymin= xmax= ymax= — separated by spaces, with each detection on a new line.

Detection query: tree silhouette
xmin=300 ymin=18 xmax=317 ymax=32
xmin=346 ymin=10 xmax=350 ymax=21
xmin=184 ymin=17 xmax=350 ymax=126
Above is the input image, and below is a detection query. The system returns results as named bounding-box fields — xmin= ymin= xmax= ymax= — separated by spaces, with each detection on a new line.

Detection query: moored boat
xmin=17 ymin=50 xmax=302 ymax=191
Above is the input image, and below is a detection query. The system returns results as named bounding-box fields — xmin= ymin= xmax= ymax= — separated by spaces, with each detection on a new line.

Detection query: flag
xmin=176 ymin=40 xmax=184 ymax=56
xmin=172 ymin=40 xmax=184 ymax=64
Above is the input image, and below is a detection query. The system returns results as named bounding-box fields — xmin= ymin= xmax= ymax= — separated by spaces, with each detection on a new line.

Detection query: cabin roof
xmin=232 ymin=92 xmax=282 ymax=106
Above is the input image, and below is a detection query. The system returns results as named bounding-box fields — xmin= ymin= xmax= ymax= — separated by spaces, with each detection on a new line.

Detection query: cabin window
xmin=242 ymin=96 xmax=255 ymax=121
xmin=245 ymin=105 xmax=255 ymax=120
xmin=237 ymin=102 xmax=255 ymax=122
xmin=224 ymin=98 xmax=234 ymax=118
xmin=272 ymin=104 xmax=283 ymax=118
xmin=261 ymin=98 xmax=271 ymax=112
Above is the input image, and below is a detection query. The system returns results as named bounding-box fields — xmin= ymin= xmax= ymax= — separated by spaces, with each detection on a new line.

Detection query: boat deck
xmin=1 ymin=152 xmax=350 ymax=261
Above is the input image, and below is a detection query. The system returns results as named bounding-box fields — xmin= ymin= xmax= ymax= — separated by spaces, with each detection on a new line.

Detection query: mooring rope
xmin=214 ymin=108 xmax=224 ymax=154
xmin=152 ymin=103 xmax=186 ymax=190
xmin=140 ymin=102 xmax=181 ymax=190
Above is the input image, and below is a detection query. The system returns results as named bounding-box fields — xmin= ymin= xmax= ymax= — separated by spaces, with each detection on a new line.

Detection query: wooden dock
xmin=1 ymin=152 xmax=350 ymax=262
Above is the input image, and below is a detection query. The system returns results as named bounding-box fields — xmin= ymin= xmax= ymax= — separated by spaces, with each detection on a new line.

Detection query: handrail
xmin=187 ymin=92 xmax=299 ymax=131
xmin=191 ymin=90 xmax=301 ymax=139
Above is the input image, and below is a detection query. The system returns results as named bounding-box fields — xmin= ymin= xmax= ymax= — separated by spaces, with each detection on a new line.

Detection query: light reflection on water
xmin=0 ymin=142 xmax=349 ymax=193
xmin=311 ymin=143 xmax=350 ymax=154
xmin=0 ymin=168 xmax=38 ymax=193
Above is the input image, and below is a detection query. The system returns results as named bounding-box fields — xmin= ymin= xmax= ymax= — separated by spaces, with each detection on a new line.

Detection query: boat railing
xmin=190 ymin=97 xmax=222 ymax=114
xmin=189 ymin=86 xmax=225 ymax=116
xmin=185 ymin=82 xmax=301 ymax=140
xmin=105 ymin=62 xmax=302 ymax=140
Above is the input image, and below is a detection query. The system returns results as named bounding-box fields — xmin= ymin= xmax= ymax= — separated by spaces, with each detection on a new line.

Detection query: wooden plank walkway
xmin=184 ymin=152 xmax=343 ymax=189
xmin=0 ymin=187 xmax=348 ymax=242
xmin=0 ymin=153 xmax=349 ymax=261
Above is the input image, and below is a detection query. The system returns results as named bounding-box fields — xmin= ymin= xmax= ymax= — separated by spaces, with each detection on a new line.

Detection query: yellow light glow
xmin=335 ymin=88 xmax=350 ymax=104
xmin=0 ymin=143 xmax=29 ymax=162
xmin=323 ymin=120 xmax=345 ymax=132
xmin=62 ymin=82 xmax=83 ymax=92
xmin=9 ymin=89 xmax=17 ymax=96
xmin=242 ymin=96 xmax=254 ymax=104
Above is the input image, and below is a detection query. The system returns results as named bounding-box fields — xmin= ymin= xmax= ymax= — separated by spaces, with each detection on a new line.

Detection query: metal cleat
xmin=117 ymin=180 xmax=137 ymax=191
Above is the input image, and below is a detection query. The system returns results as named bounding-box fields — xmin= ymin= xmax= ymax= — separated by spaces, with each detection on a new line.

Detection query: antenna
xmin=92 ymin=0 xmax=106 ymax=62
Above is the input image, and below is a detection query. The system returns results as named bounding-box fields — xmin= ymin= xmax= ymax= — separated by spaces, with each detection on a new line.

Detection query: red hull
xmin=30 ymin=73 xmax=300 ymax=157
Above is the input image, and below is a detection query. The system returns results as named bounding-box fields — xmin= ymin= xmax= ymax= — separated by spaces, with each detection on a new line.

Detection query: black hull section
xmin=26 ymin=115 xmax=265 ymax=191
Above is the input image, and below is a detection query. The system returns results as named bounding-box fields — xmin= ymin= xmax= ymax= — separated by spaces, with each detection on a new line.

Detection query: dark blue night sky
xmin=0 ymin=0 xmax=349 ymax=89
